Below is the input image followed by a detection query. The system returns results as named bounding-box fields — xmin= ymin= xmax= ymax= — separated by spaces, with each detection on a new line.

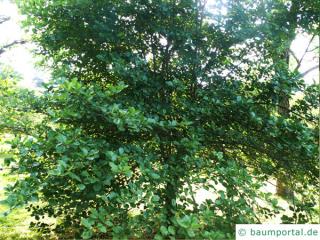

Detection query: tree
xmin=212 ymin=0 xmax=319 ymax=197
xmin=4 ymin=0 xmax=319 ymax=239
xmin=257 ymin=0 xmax=319 ymax=197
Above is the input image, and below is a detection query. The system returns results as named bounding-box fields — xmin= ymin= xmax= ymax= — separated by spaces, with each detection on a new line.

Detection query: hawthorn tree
xmin=4 ymin=0 xmax=319 ymax=239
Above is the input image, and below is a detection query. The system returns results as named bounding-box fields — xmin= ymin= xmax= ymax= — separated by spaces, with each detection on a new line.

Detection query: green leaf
xmin=176 ymin=216 xmax=189 ymax=229
xmin=97 ymin=223 xmax=107 ymax=233
xmin=81 ymin=147 xmax=89 ymax=155
xmin=187 ymin=229 xmax=196 ymax=238
xmin=168 ymin=226 xmax=175 ymax=235
xmin=152 ymin=195 xmax=160 ymax=202
xmin=118 ymin=147 xmax=124 ymax=154
xmin=236 ymin=96 xmax=242 ymax=102
xmin=68 ymin=172 xmax=81 ymax=182
xmin=81 ymin=230 xmax=93 ymax=239
xmin=160 ymin=226 xmax=168 ymax=236
xmin=150 ymin=172 xmax=160 ymax=179
xmin=56 ymin=134 xmax=67 ymax=143
xmin=93 ymin=183 xmax=102 ymax=192
xmin=81 ymin=218 xmax=92 ymax=228
xmin=109 ymin=162 xmax=119 ymax=172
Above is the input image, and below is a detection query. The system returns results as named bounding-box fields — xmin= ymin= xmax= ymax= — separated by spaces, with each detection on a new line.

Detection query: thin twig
xmin=289 ymin=49 xmax=299 ymax=64
xmin=294 ymin=35 xmax=316 ymax=71
xmin=307 ymin=46 xmax=319 ymax=53
xmin=186 ymin=178 xmax=199 ymax=212
xmin=0 ymin=15 xmax=10 ymax=24
xmin=0 ymin=40 xmax=27 ymax=55
xmin=300 ymin=65 xmax=319 ymax=78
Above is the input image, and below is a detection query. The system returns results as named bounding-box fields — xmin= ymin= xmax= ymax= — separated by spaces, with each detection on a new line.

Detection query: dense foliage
xmin=2 ymin=0 xmax=319 ymax=239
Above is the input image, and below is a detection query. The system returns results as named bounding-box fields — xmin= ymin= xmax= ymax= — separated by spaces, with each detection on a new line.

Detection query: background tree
xmin=259 ymin=0 xmax=319 ymax=197
xmin=213 ymin=0 xmax=319 ymax=197
xmin=0 ymin=15 xmax=36 ymax=136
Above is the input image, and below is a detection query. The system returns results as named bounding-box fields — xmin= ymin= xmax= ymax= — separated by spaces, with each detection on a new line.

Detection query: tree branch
xmin=300 ymin=65 xmax=319 ymax=78
xmin=307 ymin=46 xmax=319 ymax=53
xmin=186 ymin=178 xmax=199 ymax=213
xmin=0 ymin=40 xmax=27 ymax=55
xmin=0 ymin=15 xmax=10 ymax=24
xmin=294 ymin=35 xmax=315 ymax=71
xmin=289 ymin=49 xmax=299 ymax=64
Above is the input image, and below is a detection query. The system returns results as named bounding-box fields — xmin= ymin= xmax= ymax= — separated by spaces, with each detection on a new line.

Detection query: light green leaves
xmin=152 ymin=195 xmax=160 ymax=202
xmin=97 ymin=223 xmax=107 ymax=233
xmin=176 ymin=215 xmax=201 ymax=238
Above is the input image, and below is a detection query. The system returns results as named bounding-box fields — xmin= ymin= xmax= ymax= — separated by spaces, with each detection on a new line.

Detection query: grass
xmin=0 ymin=149 xmax=42 ymax=239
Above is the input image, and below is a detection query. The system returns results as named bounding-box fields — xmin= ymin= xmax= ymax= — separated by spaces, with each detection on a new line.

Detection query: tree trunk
xmin=275 ymin=0 xmax=299 ymax=198
xmin=276 ymin=51 xmax=293 ymax=198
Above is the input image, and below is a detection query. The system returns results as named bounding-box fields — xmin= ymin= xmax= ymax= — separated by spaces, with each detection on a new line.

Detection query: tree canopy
xmin=2 ymin=0 xmax=319 ymax=239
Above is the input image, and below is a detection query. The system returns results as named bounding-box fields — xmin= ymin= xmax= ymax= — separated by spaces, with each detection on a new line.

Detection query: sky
xmin=0 ymin=0 xmax=318 ymax=89
xmin=0 ymin=0 xmax=49 ymax=89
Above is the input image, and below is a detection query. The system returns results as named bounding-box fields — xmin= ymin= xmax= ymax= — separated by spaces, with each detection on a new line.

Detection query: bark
xmin=275 ymin=0 xmax=299 ymax=198
xmin=276 ymin=50 xmax=291 ymax=198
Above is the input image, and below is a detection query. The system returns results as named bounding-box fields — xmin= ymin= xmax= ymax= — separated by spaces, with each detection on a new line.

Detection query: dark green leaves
xmin=5 ymin=0 xmax=319 ymax=239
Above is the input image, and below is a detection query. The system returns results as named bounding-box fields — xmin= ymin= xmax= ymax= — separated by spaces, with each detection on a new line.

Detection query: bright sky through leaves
xmin=0 ymin=0 xmax=318 ymax=88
